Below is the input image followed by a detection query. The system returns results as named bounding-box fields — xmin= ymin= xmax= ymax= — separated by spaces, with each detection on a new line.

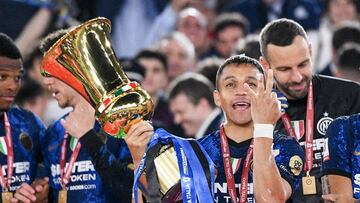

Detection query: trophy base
xmin=162 ymin=182 xmax=182 ymax=203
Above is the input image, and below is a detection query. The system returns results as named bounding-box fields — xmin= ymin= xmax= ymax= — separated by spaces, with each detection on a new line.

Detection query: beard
xmin=276 ymin=77 xmax=311 ymax=100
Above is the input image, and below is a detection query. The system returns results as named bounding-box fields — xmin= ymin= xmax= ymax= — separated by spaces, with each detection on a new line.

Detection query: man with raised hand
xmin=200 ymin=55 xmax=304 ymax=202
xmin=259 ymin=18 xmax=360 ymax=202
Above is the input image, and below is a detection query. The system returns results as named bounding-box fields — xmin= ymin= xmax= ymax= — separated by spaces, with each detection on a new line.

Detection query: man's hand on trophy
xmin=11 ymin=177 xmax=49 ymax=203
xmin=61 ymin=96 xmax=96 ymax=139
xmin=125 ymin=121 xmax=154 ymax=170
xmin=244 ymin=69 xmax=281 ymax=126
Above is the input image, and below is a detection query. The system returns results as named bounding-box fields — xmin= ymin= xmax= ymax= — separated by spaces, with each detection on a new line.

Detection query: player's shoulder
xmin=46 ymin=114 xmax=68 ymax=134
xmin=273 ymin=132 xmax=302 ymax=151
xmin=199 ymin=130 xmax=221 ymax=160
xmin=200 ymin=130 xmax=219 ymax=146
xmin=8 ymin=106 xmax=45 ymax=128
xmin=315 ymin=75 xmax=360 ymax=90
xmin=327 ymin=114 xmax=360 ymax=136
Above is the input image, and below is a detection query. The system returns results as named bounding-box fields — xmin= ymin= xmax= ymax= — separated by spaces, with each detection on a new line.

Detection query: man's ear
xmin=259 ymin=56 xmax=270 ymax=70
xmin=213 ymin=90 xmax=222 ymax=107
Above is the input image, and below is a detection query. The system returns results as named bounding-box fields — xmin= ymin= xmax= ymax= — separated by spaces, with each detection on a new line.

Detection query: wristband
xmin=253 ymin=124 xmax=274 ymax=139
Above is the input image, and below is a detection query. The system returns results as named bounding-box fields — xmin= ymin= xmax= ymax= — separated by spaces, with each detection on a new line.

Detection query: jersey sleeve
xmin=273 ymin=135 xmax=305 ymax=194
xmin=79 ymin=129 xmax=133 ymax=202
xmin=322 ymin=117 xmax=352 ymax=178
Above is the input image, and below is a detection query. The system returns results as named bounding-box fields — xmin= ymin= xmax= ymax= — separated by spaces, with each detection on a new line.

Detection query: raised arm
xmin=244 ymin=69 xmax=292 ymax=202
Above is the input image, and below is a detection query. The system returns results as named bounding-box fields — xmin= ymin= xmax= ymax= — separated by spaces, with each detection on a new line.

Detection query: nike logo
xmin=354 ymin=151 xmax=360 ymax=156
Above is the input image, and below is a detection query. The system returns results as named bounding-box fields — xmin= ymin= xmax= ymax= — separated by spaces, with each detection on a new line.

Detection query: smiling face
xmin=261 ymin=36 xmax=312 ymax=100
xmin=0 ymin=57 xmax=23 ymax=112
xmin=42 ymin=76 xmax=80 ymax=108
xmin=214 ymin=64 xmax=260 ymax=126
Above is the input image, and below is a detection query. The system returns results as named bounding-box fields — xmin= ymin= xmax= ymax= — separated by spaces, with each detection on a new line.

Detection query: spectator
xmin=313 ymin=0 xmax=360 ymax=73
xmin=157 ymin=31 xmax=195 ymax=80
xmin=320 ymin=22 xmax=360 ymax=76
xmin=334 ymin=43 xmax=360 ymax=82
xmin=135 ymin=49 xmax=177 ymax=132
xmin=208 ymin=13 xmax=248 ymax=58
xmin=177 ymin=7 xmax=209 ymax=58
xmin=235 ymin=34 xmax=262 ymax=60
xmin=196 ymin=56 xmax=224 ymax=86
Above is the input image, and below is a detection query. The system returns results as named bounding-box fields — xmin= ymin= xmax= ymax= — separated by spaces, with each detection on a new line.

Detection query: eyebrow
xmin=246 ymin=76 xmax=258 ymax=81
xmin=223 ymin=76 xmax=236 ymax=81
xmin=223 ymin=75 xmax=258 ymax=81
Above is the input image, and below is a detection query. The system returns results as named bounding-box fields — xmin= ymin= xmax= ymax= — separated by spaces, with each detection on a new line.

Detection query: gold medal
xmin=58 ymin=188 xmax=67 ymax=203
xmin=1 ymin=191 xmax=13 ymax=203
xmin=302 ymin=175 xmax=317 ymax=195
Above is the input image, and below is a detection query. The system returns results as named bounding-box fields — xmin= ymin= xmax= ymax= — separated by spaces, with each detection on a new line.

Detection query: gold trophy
xmin=41 ymin=17 xmax=153 ymax=138
xmin=41 ymin=17 xmax=213 ymax=202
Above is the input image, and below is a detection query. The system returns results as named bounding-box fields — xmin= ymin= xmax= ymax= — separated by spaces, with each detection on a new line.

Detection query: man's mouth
xmin=1 ymin=96 xmax=15 ymax=102
xmin=53 ymin=91 xmax=60 ymax=99
xmin=232 ymin=101 xmax=250 ymax=111
xmin=288 ymin=81 xmax=307 ymax=91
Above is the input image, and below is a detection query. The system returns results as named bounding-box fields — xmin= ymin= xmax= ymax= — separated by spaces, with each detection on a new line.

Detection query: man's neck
xmin=223 ymin=121 xmax=254 ymax=143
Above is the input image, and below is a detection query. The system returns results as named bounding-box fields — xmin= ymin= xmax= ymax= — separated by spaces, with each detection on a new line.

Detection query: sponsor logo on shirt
xmin=1 ymin=162 xmax=31 ymax=191
xmin=299 ymin=137 xmax=326 ymax=168
xmin=316 ymin=112 xmax=333 ymax=135
xmin=355 ymin=174 xmax=360 ymax=186
xmin=50 ymin=160 xmax=98 ymax=191
xmin=214 ymin=182 xmax=254 ymax=203
xmin=355 ymin=174 xmax=360 ymax=195
xmin=289 ymin=155 xmax=303 ymax=176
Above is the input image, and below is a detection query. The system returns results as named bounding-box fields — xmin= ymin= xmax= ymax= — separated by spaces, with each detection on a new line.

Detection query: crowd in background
xmin=1 ymin=0 xmax=360 ymax=139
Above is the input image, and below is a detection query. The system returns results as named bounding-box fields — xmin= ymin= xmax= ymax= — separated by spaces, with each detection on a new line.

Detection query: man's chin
xmin=0 ymin=107 xmax=10 ymax=113
xmin=288 ymin=90 xmax=308 ymax=100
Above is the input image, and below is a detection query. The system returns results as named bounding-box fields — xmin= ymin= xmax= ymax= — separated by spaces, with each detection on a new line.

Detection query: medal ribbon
xmin=304 ymin=81 xmax=314 ymax=173
xmin=282 ymin=82 xmax=314 ymax=174
xmin=0 ymin=113 xmax=14 ymax=191
xmin=281 ymin=113 xmax=296 ymax=138
xmin=220 ymin=125 xmax=254 ymax=203
xmin=60 ymin=133 xmax=81 ymax=187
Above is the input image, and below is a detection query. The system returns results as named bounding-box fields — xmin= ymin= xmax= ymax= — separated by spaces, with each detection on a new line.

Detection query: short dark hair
xmin=216 ymin=55 xmax=264 ymax=90
xmin=0 ymin=33 xmax=22 ymax=59
xmin=135 ymin=49 xmax=168 ymax=71
xmin=336 ymin=43 xmax=360 ymax=71
xmin=332 ymin=22 xmax=360 ymax=51
xmin=235 ymin=34 xmax=261 ymax=60
xmin=168 ymin=73 xmax=215 ymax=108
xmin=40 ymin=29 xmax=69 ymax=53
xmin=196 ymin=57 xmax=224 ymax=87
xmin=213 ymin=13 xmax=249 ymax=37
xmin=259 ymin=18 xmax=308 ymax=59
xmin=15 ymin=78 xmax=45 ymax=106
